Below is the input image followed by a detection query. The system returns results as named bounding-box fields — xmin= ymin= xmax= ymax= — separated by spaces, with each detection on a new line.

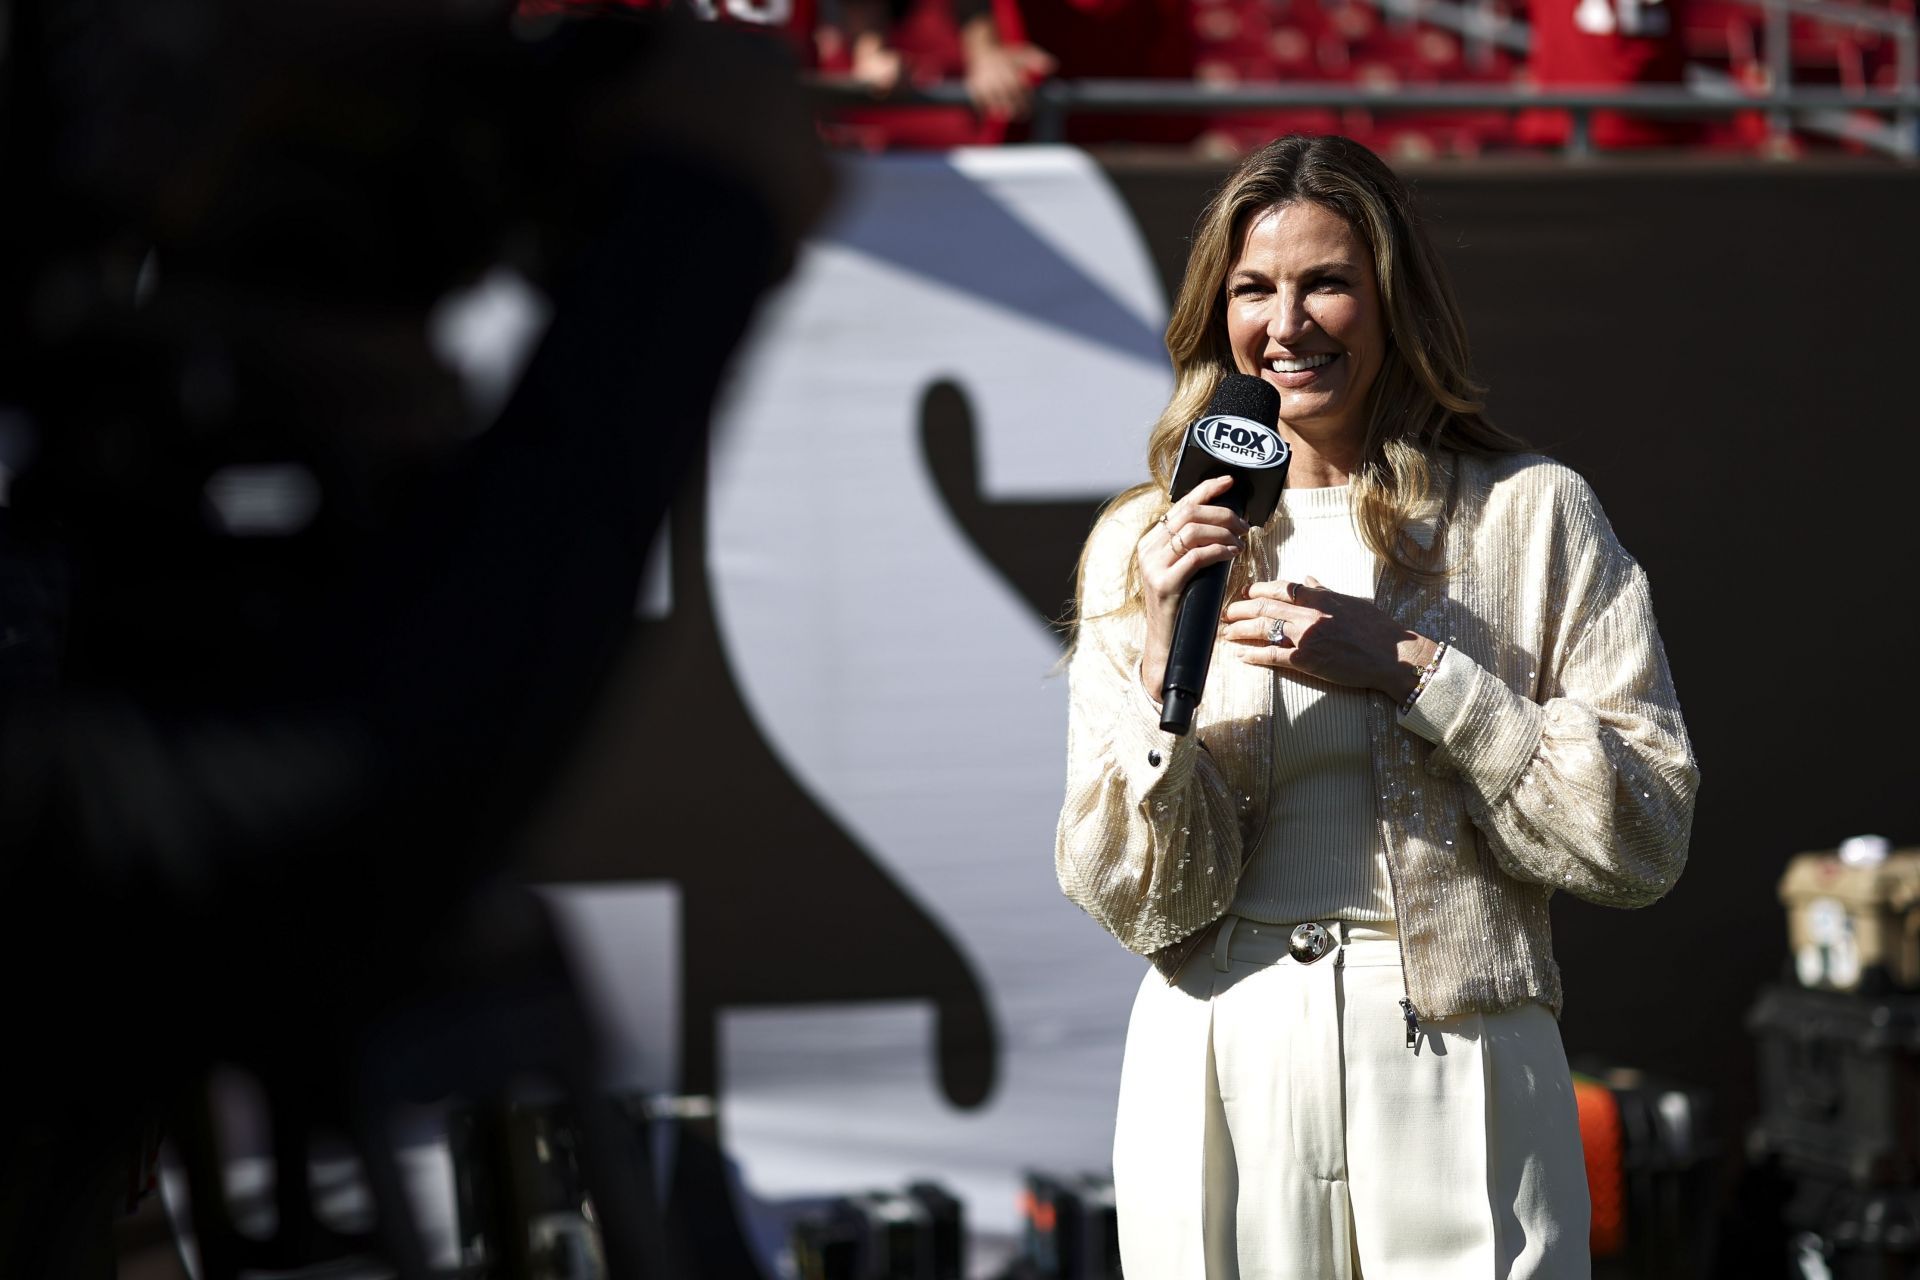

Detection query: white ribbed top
xmin=1228 ymin=483 xmax=1396 ymax=925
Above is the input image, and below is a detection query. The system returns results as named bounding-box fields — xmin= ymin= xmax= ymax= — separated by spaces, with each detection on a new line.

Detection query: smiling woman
xmin=1055 ymin=135 xmax=1700 ymax=1279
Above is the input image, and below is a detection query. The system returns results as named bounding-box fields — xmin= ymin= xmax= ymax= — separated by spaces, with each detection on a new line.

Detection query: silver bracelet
xmin=1400 ymin=640 xmax=1449 ymax=715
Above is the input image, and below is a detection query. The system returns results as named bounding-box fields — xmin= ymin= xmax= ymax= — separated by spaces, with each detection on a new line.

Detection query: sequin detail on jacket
xmin=1054 ymin=452 xmax=1698 ymax=1020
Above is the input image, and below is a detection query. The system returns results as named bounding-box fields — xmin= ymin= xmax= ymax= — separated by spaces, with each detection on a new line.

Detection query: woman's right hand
xmin=1135 ymin=474 xmax=1246 ymax=703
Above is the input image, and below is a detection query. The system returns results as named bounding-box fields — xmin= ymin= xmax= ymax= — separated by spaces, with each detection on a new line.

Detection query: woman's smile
xmin=1265 ymin=350 xmax=1345 ymax=389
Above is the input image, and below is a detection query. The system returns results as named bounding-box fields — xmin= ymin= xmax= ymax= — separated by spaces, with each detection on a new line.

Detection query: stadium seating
xmin=1184 ymin=0 xmax=1912 ymax=155
xmin=1190 ymin=0 xmax=1526 ymax=155
xmin=825 ymin=0 xmax=1913 ymax=153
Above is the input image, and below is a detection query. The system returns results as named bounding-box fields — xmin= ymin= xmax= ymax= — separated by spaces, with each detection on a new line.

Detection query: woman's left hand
xmin=1222 ymin=576 xmax=1438 ymax=703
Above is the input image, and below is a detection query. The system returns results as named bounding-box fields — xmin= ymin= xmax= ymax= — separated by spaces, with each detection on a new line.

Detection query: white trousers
xmin=1112 ymin=917 xmax=1590 ymax=1280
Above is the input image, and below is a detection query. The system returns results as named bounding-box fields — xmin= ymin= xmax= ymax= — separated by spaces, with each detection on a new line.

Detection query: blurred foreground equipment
xmin=166 ymin=887 xmax=664 ymax=1279
xmin=1751 ymin=986 xmax=1920 ymax=1277
xmin=1779 ymin=837 xmax=1920 ymax=993
xmin=1570 ymin=1064 xmax=1718 ymax=1280
xmin=449 ymin=1090 xmax=728 ymax=1280
xmin=1750 ymin=986 xmax=1920 ymax=1187
xmin=1783 ymin=1181 xmax=1920 ymax=1278
xmin=1007 ymin=1173 xmax=1118 ymax=1280
xmin=0 ymin=1 xmax=827 ymax=1275
xmin=1751 ymin=837 xmax=1920 ymax=1277
xmin=789 ymin=1183 xmax=965 ymax=1280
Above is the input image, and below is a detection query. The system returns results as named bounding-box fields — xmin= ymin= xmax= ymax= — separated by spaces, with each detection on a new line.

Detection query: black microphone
xmin=1159 ymin=374 xmax=1288 ymax=736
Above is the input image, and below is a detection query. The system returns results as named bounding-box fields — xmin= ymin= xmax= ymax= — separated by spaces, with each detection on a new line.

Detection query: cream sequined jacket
xmin=1055 ymin=451 xmax=1698 ymax=1021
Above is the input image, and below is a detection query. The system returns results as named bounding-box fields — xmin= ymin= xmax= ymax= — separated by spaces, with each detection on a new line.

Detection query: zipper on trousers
xmin=1399 ymin=997 xmax=1420 ymax=1051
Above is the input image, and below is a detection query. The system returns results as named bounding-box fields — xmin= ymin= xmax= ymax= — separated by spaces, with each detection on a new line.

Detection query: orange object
xmin=1574 ymin=1074 xmax=1628 ymax=1257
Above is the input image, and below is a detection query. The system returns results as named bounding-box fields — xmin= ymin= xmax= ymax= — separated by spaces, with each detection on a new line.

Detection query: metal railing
xmin=811 ymin=77 xmax=1920 ymax=158
xmin=812 ymin=0 xmax=1919 ymax=159
xmin=1757 ymin=0 xmax=1917 ymax=150
xmin=1379 ymin=0 xmax=1917 ymax=153
xmin=1374 ymin=0 xmax=1532 ymax=63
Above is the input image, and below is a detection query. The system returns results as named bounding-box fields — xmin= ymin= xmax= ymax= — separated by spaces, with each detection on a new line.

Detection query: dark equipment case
xmin=790 ymin=1183 xmax=964 ymax=1280
xmin=1783 ymin=1179 xmax=1920 ymax=1279
xmin=1748 ymin=984 xmax=1920 ymax=1187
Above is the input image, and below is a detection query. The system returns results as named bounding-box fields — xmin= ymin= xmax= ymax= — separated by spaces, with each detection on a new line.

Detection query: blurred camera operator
xmin=0 ymin=1 xmax=828 ymax=1272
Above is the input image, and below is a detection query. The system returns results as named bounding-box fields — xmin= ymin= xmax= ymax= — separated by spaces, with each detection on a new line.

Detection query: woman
xmin=1055 ymin=134 xmax=1697 ymax=1279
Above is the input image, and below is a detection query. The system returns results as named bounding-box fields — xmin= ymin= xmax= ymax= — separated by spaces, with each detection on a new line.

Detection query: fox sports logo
xmin=1194 ymin=415 xmax=1288 ymax=468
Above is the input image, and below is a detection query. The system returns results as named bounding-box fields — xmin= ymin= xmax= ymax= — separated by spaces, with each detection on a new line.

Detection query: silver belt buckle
xmin=1289 ymin=922 xmax=1333 ymax=964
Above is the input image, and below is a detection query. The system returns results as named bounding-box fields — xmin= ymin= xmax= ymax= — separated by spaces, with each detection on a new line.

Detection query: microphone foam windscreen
xmin=1204 ymin=373 xmax=1280 ymax=428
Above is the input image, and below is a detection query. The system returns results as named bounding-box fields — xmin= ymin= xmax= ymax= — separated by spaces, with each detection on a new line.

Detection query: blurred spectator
xmin=1013 ymin=0 xmax=1196 ymax=136
xmin=517 ymin=0 xmax=823 ymax=65
xmin=958 ymin=0 xmax=1063 ymax=117
xmin=1518 ymin=0 xmax=1699 ymax=146
xmin=835 ymin=0 xmax=1058 ymax=118
xmin=823 ymin=0 xmax=1193 ymax=146
xmin=816 ymin=0 xmax=1055 ymax=147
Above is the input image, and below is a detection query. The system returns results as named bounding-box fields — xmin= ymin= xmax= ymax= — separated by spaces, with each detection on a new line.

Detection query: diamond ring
xmin=1266 ymin=615 xmax=1287 ymax=645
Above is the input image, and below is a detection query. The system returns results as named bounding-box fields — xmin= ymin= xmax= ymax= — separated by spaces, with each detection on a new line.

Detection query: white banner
xmin=709 ymin=147 xmax=1168 ymax=1226
xmin=544 ymin=147 xmax=1175 ymax=1273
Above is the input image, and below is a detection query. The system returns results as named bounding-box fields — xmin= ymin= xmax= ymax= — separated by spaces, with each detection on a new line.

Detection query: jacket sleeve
xmin=1055 ymin=499 xmax=1247 ymax=954
xmin=1399 ymin=494 xmax=1698 ymax=909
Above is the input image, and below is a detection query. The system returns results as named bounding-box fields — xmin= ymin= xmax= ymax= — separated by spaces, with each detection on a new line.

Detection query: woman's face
xmin=1224 ymin=200 xmax=1386 ymax=448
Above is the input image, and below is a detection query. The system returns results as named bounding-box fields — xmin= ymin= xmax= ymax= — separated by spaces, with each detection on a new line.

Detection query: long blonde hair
xmin=1077 ymin=135 xmax=1524 ymax=628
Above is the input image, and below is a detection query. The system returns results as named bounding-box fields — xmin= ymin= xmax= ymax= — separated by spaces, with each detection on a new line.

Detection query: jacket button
xmin=1147 ymin=750 xmax=1162 ymax=767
